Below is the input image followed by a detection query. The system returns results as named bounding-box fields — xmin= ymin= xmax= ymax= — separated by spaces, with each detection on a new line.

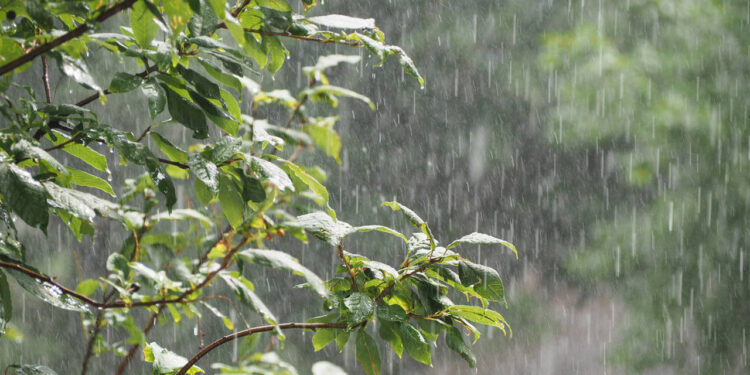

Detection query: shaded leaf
xmin=355 ymin=330 xmax=380 ymax=375
xmin=0 ymin=163 xmax=48 ymax=231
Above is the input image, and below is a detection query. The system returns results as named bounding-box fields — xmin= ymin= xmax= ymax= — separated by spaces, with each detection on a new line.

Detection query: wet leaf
xmin=355 ymin=330 xmax=380 ymax=375
xmin=238 ymin=249 xmax=328 ymax=297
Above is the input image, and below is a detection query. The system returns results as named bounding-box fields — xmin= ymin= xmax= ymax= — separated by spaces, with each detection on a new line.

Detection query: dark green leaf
xmin=163 ymin=84 xmax=209 ymax=139
xmin=141 ymin=78 xmax=167 ymax=119
xmin=0 ymin=163 xmax=48 ymax=231
xmin=240 ymin=174 xmax=265 ymax=203
xmin=344 ymin=292 xmax=373 ymax=323
xmin=376 ymin=303 xmax=407 ymax=322
xmin=457 ymin=260 xmax=505 ymax=302
xmin=378 ymin=321 xmax=403 ymax=357
xmin=108 ymin=72 xmax=142 ymax=93
xmin=0 ymin=271 xmax=11 ymax=332
xmin=396 ymin=322 xmax=432 ymax=365
xmin=445 ymin=326 xmax=476 ymax=368
xmin=179 ymin=67 xmax=221 ymax=99
xmin=355 ymin=330 xmax=380 ymax=375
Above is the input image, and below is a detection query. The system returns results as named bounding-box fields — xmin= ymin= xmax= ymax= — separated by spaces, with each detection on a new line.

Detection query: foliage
xmin=0 ymin=1 xmax=512 ymax=374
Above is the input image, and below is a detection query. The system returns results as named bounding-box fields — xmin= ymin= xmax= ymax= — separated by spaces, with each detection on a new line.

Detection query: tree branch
xmin=337 ymin=240 xmax=359 ymax=292
xmin=176 ymin=322 xmax=358 ymax=375
xmin=41 ymin=56 xmax=52 ymax=104
xmin=0 ymin=0 xmax=138 ymax=76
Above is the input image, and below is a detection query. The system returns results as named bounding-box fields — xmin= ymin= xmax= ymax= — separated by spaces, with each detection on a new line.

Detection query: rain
xmin=0 ymin=0 xmax=748 ymax=374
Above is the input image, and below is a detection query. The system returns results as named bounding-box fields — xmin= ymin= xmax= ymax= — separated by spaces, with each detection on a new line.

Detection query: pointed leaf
xmin=447 ymin=232 xmax=517 ymax=258
xmin=238 ymin=249 xmax=328 ymax=297
xmin=355 ymin=330 xmax=380 ymax=375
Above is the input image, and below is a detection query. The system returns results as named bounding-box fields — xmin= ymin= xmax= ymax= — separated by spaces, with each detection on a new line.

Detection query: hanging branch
xmin=175 ymin=322 xmax=365 ymax=375
xmin=0 ymin=0 xmax=138 ymax=76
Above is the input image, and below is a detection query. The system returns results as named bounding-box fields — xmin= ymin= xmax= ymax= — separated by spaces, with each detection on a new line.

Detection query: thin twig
xmin=114 ymin=306 xmax=164 ymax=375
xmin=337 ymin=240 xmax=359 ymax=292
xmin=0 ymin=0 xmax=138 ymax=76
xmin=41 ymin=56 xmax=52 ymax=104
xmin=176 ymin=322 xmax=363 ymax=375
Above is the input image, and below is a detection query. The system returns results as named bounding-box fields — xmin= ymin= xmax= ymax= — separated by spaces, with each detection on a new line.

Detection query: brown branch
xmin=0 ymin=0 xmax=138 ymax=76
xmin=176 ymin=322 xmax=358 ymax=375
xmin=374 ymin=256 xmax=445 ymax=303
xmin=41 ymin=56 xmax=52 ymax=104
xmin=79 ymin=310 xmax=104 ymax=375
xmin=337 ymin=240 xmax=358 ymax=292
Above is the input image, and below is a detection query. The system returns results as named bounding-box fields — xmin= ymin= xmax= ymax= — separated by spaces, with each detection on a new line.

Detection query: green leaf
xmin=74 ymin=279 xmax=100 ymax=297
xmin=457 ymin=260 xmax=505 ymax=302
xmin=312 ymin=328 xmax=336 ymax=351
xmin=201 ymin=302 xmax=234 ymax=330
xmin=355 ymin=330 xmax=380 ymax=375
xmin=163 ymin=84 xmax=209 ymax=138
xmin=306 ymin=14 xmax=375 ymax=29
xmin=344 ymin=292 xmax=374 ymax=323
xmin=66 ymin=168 xmax=115 ymax=196
xmin=179 ymin=66 xmax=221 ymax=99
xmin=383 ymin=201 xmax=434 ymax=245
xmin=106 ymin=253 xmax=131 ymax=281
xmin=207 ymin=0 xmax=225 ymax=19
xmin=445 ymin=326 xmax=476 ymax=368
xmin=130 ymin=0 xmax=158 ymax=47
xmin=280 ymin=159 xmax=328 ymax=206
xmin=240 ymin=174 xmax=265 ymax=203
xmin=11 ymin=139 xmax=66 ymax=174
xmin=141 ymin=78 xmax=167 ymax=119
xmin=59 ymin=55 xmax=100 ymax=91
xmin=335 ymin=330 xmax=350 ymax=351
xmin=305 ymin=123 xmax=341 ymax=164
xmin=150 ymin=133 xmax=188 ymax=163
xmin=248 ymin=156 xmax=294 ymax=191
xmin=447 ymin=232 xmax=517 ymax=258
xmin=396 ymin=321 xmax=432 ymax=365
xmin=0 ymin=271 xmax=11 ymax=332
xmin=0 ymin=163 xmax=48 ymax=231
xmin=43 ymin=182 xmax=125 ymax=223
xmin=194 ymin=179 xmax=214 ymax=205
xmin=108 ymin=72 xmax=143 ymax=93
xmin=302 ymin=85 xmax=375 ymax=110
xmin=5 ymin=365 xmax=58 ymax=375
xmin=25 ymin=0 xmax=55 ymax=30
xmin=220 ymin=272 xmax=277 ymax=325
xmin=143 ymin=342 xmax=203 ymax=374
xmin=376 ymin=303 xmax=407 ymax=322
xmin=295 ymin=211 xmax=352 ymax=246
xmin=188 ymin=153 xmax=219 ymax=193
xmin=5 ymin=268 xmax=90 ymax=313
xmin=150 ymin=209 xmax=213 ymax=227
xmin=444 ymin=305 xmax=509 ymax=335
xmin=378 ymin=321 xmax=403 ymax=357
xmin=218 ymin=175 xmax=244 ymax=228
xmin=46 ymin=134 xmax=107 ymax=172
xmin=264 ymin=36 xmax=287 ymax=74
xmin=238 ymin=249 xmax=328 ymax=297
